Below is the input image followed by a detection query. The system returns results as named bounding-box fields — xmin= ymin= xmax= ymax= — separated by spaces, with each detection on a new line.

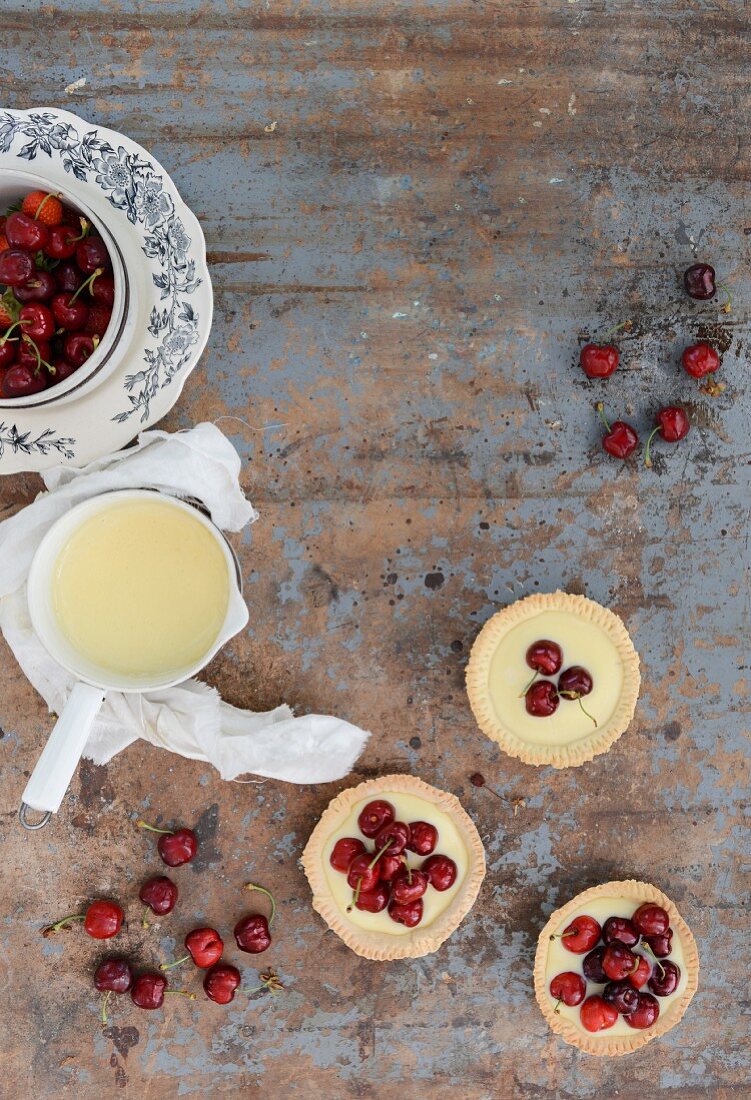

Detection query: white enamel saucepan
xmin=19 ymin=489 xmax=249 ymax=830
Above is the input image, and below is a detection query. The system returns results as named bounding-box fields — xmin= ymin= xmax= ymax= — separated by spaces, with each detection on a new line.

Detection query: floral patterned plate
xmin=0 ymin=107 xmax=212 ymax=471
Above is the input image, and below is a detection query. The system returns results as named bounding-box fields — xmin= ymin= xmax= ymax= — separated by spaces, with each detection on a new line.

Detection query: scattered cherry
xmin=557 ymin=915 xmax=601 ymax=954
xmin=94 ymin=958 xmax=132 ymax=994
xmin=580 ymin=343 xmax=619 ymax=379
xmin=580 ymin=994 xmax=618 ymax=1032
xmin=583 ymin=946 xmax=607 ymax=983
xmin=330 ymin=837 xmax=366 ymax=873
xmin=358 ymin=799 xmax=395 ymax=838
xmin=388 ymin=898 xmax=423 ymax=927
xmin=682 ymin=342 xmax=719 ymax=379
xmin=644 ymin=406 xmax=690 ymax=468
xmin=602 ymin=916 xmax=639 ymax=947
xmin=624 ymin=991 xmax=660 ymax=1029
xmin=204 ymin=963 xmax=241 ymax=1005
xmin=137 ymin=820 xmax=199 ymax=867
xmin=549 ymin=971 xmax=586 ymax=1008
xmin=603 ymin=979 xmax=639 ymax=1015
xmin=597 ymin=403 xmax=639 ymax=459
xmin=234 ymin=914 xmax=272 ymax=954
xmin=161 ymin=927 xmax=223 ymax=970
xmin=355 ymin=883 xmax=390 ymax=913
xmin=390 ymin=867 xmax=429 ymax=906
xmin=131 ymin=972 xmax=194 ymax=1011
xmin=43 ymin=898 xmax=123 ymax=940
xmin=139 ymin=875 xmax=178 ymax=924
xmin=406 ymin=821 xmax=438 ymax=856
xmin=632 ymin=903 xmax=669 ymax=937
xmin=602 ymin=943 xmax=638 ymax=981
xmin=684 ymin=262 xmax=716 ymax=300
xmin=648 ymin=959 xmax=680 ymax=997
xmin=526 ymin=639 xmax=562 ymax=675
xmin=525 ymin=679 xmax=559 ymax=717
xmin=421 ymin=853 xmax=457 ymax=892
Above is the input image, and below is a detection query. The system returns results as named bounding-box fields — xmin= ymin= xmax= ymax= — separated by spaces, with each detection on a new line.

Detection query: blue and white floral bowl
xmin=0 ymin=107 xmax=212 ymax=471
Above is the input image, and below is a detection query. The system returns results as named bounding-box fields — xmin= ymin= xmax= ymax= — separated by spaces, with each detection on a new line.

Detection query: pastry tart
xmin=534 ymin=879 xmax=699 ymax=1055
xmin=466 ymin=591 xmax=640 ymax=767
xmin=301 ymin=775 xmax=486 ymax=960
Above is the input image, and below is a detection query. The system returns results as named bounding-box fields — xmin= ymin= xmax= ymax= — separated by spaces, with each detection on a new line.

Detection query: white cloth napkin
xmin=0 ymin=423 xmax=370 ymax=783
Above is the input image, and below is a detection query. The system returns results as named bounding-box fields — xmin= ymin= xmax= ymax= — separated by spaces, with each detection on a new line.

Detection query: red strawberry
xmin=21 ymin=191 xmax=63 ymax=227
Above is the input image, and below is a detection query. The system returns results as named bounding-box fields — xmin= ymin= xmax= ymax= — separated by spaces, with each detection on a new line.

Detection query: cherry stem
xmin=141 ymin=906 xmax=151 ymax=929
xmin=368 ymin=840 xmax=393 ymax=868
xmin=101 ymin=990 xmax=112 ymax=1026
xmin=245 ymin=882 xmax=276 ymax=927
xmin=33 ymin=192 xmax=62 ymax=221
xmin=718 ymin=283 xmax=732 ymax=313
xmin=0 ymin=319 xmax=24 ymax=345
xmin=159 ymin=954 xmax=189 ymax=972
xmin=644 ymin=425 xmax=661 ymax=469
xmin=550 ymin=929 xmax=577 ymax=941
xmin=69 ymin=267 xmax=103 ymax=304
xmin=601 ymin=318 xmax=633 ymax=340
xmin=22 ymin=334 xmax=56 ymax=376
xmin=640 ymin=942 xmax=666 ymax=978
xmin=44 ymin=913 xmax=84 ymax=935
xmin=558 ymin=691 xmax=597 ymax=728
xmin=518 ymin=670 xmax=539 ymax=698
xmin=136 ymin=819 xmax=174 ymax=836
xmin=347 ymin=879 xmax=362 ymax=912
xmin=163 ymin=990 xmax=196 ymax=1000
xmin=405 ymin=859 xmax=412 ymax=885
xmin=553 ymin=997 xmax=562 ymax=1015
xmin=73 ymin=217 xmax=90 ymax=242
xmin=595 ymin=401 xmax=611 ymax=433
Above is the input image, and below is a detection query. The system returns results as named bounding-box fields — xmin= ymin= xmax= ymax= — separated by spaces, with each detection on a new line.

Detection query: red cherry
xmin=84 ymin=305 xmax=112 ymax=336
xmin=390 ymin=867 xmax=429 ymax=906
xmin=526 ymin=639 xmax=563 ymax=675
xmin=580 ymin=343 xmax=619 ymax=379
xmin=91 ymin=273 xmax=115 ymax=306
xmin=329 ymin=837 xmax=366 ymax=873
xmin=0 ymin=249 xmax=35 ymax=287
xmin=64 ymin=332 xmax=98 ymax=367
xmin=602 ymin=943 xmax=638 ymax=981
xmin=629 ymin=956 xmax=652 ymax=989
xmin=357 ymin=799 xmax=395 ymax=838
xmin=83 ymin=899 xmax=123 ymax=939
xmin=421 ymin=853 xmax=457 ymax=892
xmin=346 ymin=852 xmax=381 ymax=893
xmin=14 ymin=270 xmax=57 ymax=302
xmin=655 ymin=406 xmax=690 ymax=443
xmin=624 ymin=991 xmax=660 ymax=1029
xmin=580 ymin=994 xmax=619 ymax=1032
xmin=549 ymin=971 xmax=586 ymax=1007
xmin=45 ymin=223 xmax=81 ymax=260
xmin=525 ymin=679 xmax=559 ymax=717
xmin=583 ymin=946 xmax=607 ymax=982
xmin=557 ymin=666 xmax=593 ymax=699
xmin=559 ymin=914 xmax=601 ymax=954
xmin=406 ymin=821 xmax=438 ymax=856
xmin=158 ymin=827 xmax=198 ymax=867
xmin=632 ymin=903 xmax=669 ymax=937
xmin=354 ymin=883 xmax=390 ymax=913
xmin=184 ymin=927 xmax=223 ymax=968
xmin=17 ymin=337 xmax=51 ymax=372
xmin=643 ymin=929 xmax=673 ymax=958
xmin=602 ymin=916 xmax=639 ymax=947
xmin=139 ymin=875 xmax=178 ymax=917
xmin=603 ymin=420 xmax=639 ymax=459
xmin=682 ymin=342 xmax=719 ymax=378
xmin=131 ymin=972 xmax=167 ymax=1010
xmin=373 ymin=820 xmax=410 ymax=857
xmin=684 ymin=262 xmax=716 ymax=300
xmin=94 ymin=958 xmax=133 ymax=994
xmin=50 ymin=358 xmax=79 ymax=385
xmin=648 ymin=959 xmax=681 ymax=997
xmin=0 ymin=340 xmax=17 ymax=369
xmin=51 ymin=291 xmax=88 ymax=331
xmin=234 ymin=913 xmax=272 ymax=954
xmin=379 ymin=853 xmax=406 ymax=881
xmin=19 ymin=303 xmax=54 ymax=341
xmin=2 ymin=362 xmax=47 ymax=397
xmin=55 ymin=261 xmax=83 ymax=294
xmin=6 ymin=211 xmax=48 ymax=251
xmin=388 ymin=898 xmax=423 ymax=927
xmin=204 ymin=963 xmax=241 ymax=1005
xmin=76 ymin=236 xmax=111 ymax=273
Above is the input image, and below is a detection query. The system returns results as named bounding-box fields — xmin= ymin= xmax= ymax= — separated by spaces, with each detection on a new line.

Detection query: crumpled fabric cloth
xmin=0 ymin=423 xmax=369 ymax=783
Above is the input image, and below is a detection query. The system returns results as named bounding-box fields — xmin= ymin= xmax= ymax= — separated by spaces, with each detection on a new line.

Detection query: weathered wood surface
xmin=0 ymin=1 xmax=749 ymax=1097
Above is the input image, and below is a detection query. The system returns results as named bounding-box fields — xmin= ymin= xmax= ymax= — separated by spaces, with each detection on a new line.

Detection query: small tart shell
xmin=534 ymin=879 xmax=699 ymax=1056
xmin=301 ymin=774 xmax=486 ymax=960
xmin=466 ymin=591 xmax=640 ymax=768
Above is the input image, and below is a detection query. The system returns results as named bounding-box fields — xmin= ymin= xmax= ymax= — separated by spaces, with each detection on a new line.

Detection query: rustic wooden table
xmin=0 ymin=2 xmax=748 ymax=1097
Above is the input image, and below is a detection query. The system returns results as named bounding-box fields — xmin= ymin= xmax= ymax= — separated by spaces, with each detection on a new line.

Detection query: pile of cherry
xmin=581 ymin=262 xmax=728 ymax=465
xmin=521 ymin=639 xmax=595 ymax=724
xmin=0 ymin=190 xmax=114 ymax=398
xmin=43 ymin=819 xmax=282 ymax=1022
xmin=549 ymin=901 xmax=681 ymax=1033
xmin=329 ymin=798 xmax=458 ymax=927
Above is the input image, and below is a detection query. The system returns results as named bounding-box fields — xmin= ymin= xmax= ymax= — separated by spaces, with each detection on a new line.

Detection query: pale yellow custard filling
xmin=322 ymin=792 xmax=469 ymax=936
xmin=544 ymin=896 xmax=687 ymax=1037
xmin=487 ymin=610 xmax=624 ymax=746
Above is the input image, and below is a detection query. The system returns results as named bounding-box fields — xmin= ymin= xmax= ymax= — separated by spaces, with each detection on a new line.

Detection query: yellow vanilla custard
xmin=51 ymin=497 xmax=230 ymax=679
xmin=322 ymin=792 xmax=469 ymax=936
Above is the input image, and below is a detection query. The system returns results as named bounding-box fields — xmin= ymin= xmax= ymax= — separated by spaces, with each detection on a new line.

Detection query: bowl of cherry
xmin=0 ymin=169 xmax=130 ymax=405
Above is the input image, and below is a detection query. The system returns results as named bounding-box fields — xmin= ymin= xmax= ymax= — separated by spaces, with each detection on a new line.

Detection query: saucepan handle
xmin=19 ymin=681 xmax=106 ymax=829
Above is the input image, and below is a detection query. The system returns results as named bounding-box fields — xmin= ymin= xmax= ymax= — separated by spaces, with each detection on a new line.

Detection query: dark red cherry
xmin=64 ymin=332 xmax=98 ymax=367
xmin=234 ymin=913 xmax=271 ymax=954
xmin=421 ymin=853 xmax=457 ymax=891
xmin=602 ymin=944 xmax=638 ymax=981
xmin=55 ymin=262 xmax=83 ymax=294
xmin=583 ymin=946 xmax=607 ymax=983
xmin=14 ymin=270 xmax=57 ymax=302
xmin=580 ymin=995 xmax=618 ymax=1032
xmin=682 ymin=342 xmax=720 ymax=378
xmin=624 ymin=991 xmax=660 ymax=1029
xmin=329 ymin=837 xmax=366 ymax=873
xmin=184 ymin=927 xmax=223 ymax=968
xmin=388 ymin=898 xmax=423 ymax=927
xmin=580 ymin=343 xmax=619 ymax=379
xmin=525 ymin=679 xmax=559 ymax=717
xmin=45 ymin=223 xmax=80 ymax=260
xmin=379 ymin=853 xmax=405 ymax=881
xmin=51 ymin=292 xmax=88 ymax=331
xmin=139 ymin=875 xmax=178 ymax=917
xmin=557 ymin=666 xmax=593 ymax=699
xmin=632 ymin=903 xmax=669 ymax=937
xmin=2 ymin=362 xmax=46 ymax=397
xmin=19 ymin=303 xmax=54 ymax=341
xmin=559 ymin=915 xmax=601 ymax=954
xmin=643 ymin=929 xmax=673 ymax=958
xmin=91 ymin=273 xmax=115 ymax=306
xmin=131 ymin=972 xmax=167 ymax=1010
xmin=406 ymin=821 xmax=438 ymax=856
xmin=648 ymin=959 xmax=680 ymax=997
xmin=602 ymin=916 xmax=639 ymax=947
xmin=358 ymin=799 xmax=395 ymax=838
xmin=76 ymin=236 xmax=111 ymax=274
xmin=354 ymin=883 xmax=390 ymax=913
xmin=374 ymin=820 xmax=410 ymax=857
xmin=390 ymin=867 xmax=429 ymax=906
xmin=157 ymin=827 xmax=198 ymax=867
xmin=549 ymin=971 xmax=586 ymax=1007
xmin=17 ymin=337 xmax=50 ymax=372
xmin=629 ymin=956 xmax=652 ymax=989
xmin=525 ymin=639 xmax=562 ymax=675
xmin=684 ymin=262 xmax=716 ymax=300
xmin=654 ymin=406 xmax=690 ymax=443
xmin=603 ymin=420 xmax=639 ymax=459
xmin=204 ymin=963 xmax=241 ymax=1005
xmin=6 ymin=211 xmax=48 ymax=251
xmin=84 ymin=305 xmax=111 ymax=336
xmin=0 ymin=340 xmax=16 ymax=369
xmin=94 ymin=958 xmax=133 ymax=994
xmin=603 ymin=979 xmax=639 ymax=1015
xmin=346 ymin=852 xmax=381 ymax=893
xmin=50 ymin=358 xmax=78 ymax=385
xmin=0 ymin=249 xmax=34 ymax=287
